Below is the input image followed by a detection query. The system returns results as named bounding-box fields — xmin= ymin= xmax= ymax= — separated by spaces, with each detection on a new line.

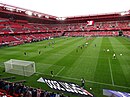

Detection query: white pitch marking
xmin=56 ymin=66 xmax=65 ymax=76
xmin=108 ymin=58 xmax=114 ymax=86
xmin=36 ymin=72 xmax=130 ymax=89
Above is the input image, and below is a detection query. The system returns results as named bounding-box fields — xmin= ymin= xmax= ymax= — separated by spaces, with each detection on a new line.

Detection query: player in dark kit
xmin=81 ymin=46 xmax=82 ymax=49
xmin=81 ymin=78 xmax=85 ymax=88
xmin=51 ymin=71 xmax=54 ymax=77
xmin=39 ymin=51 xmax=41 ymax=54
xmin=95 ymin=44 xmax=96 ymax=47
xmin=24 ymin=52 xmax=27 ymax=55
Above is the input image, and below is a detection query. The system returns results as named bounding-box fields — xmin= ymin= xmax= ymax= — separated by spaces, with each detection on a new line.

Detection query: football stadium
xmin=0 ymin=1 xmax=130 ymax=97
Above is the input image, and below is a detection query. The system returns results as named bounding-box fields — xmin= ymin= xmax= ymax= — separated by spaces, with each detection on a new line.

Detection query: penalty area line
xmin=55 ymin=66 xmax=65 ymax=76
xmin=57 ymin=75 xmax=130 ymax=90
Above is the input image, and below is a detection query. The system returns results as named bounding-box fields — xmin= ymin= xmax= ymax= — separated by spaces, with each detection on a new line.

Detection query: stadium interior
xmin=0 ymin=3 xmax=130 ymax=97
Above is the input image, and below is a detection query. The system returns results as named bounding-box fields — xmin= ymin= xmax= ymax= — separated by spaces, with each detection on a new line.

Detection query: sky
xmin=0 ymin=0 xmax=130 ymax=17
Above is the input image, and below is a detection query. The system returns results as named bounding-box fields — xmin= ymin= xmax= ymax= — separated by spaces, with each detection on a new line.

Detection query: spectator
xmin=40 ymin=90 xmax=45 ymax=97
xmin=32 ymin=88 xmax=37 ymax=97
xmin=25 ymin=88 xmax=32 ymax=97
xmin=37 ymin=88 xmax=41 ymax=97
xmin=60 ymin=93 xmax=65 ymax=97
xmin=50 ymin=92 xmax=55 ymax=97
xmin=9 ymin=83 xmax=15 ymax=96
xmin=0 ymin=80 xmax=67 ymax=97
xmin=55 ymin=92 xmax=60 ymax=97
xmin=4 ymin=83 xmax=10 ymax=91
xmin=2 ymin=93 xmax=7 ymax=97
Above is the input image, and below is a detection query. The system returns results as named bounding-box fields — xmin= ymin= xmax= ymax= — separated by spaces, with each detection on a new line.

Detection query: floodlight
xmin=45 ymin=16 xmax=49 ymax=18
xmin=4 ymin=6 xmax=15 ymax=11
xmin=0 ymin=4 xmax=4 ymax=6
xmin=38 ymin=14 xmax=42 ymax=17
xmin=26 ymin=11 xmax=32 ymax=16
xmin=120 ymin=11 xmax=129 ymax=16
xmin=56 ymin=17 xmax=66 ymax=21
xmin=61 ymin=17 xmax=66 ymax=20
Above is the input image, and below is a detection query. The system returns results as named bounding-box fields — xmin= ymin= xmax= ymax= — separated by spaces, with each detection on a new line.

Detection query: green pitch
xmin=0 ymin=36 xmax=130 ymax=97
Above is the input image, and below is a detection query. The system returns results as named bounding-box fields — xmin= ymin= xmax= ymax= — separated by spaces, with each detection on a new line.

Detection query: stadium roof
xmin=0 ymin=0 xmax=130 ymax=17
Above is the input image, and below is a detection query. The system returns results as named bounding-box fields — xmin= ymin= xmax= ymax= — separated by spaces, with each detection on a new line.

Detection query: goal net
xmin=4 ymin=59 xmax=36 ymax=76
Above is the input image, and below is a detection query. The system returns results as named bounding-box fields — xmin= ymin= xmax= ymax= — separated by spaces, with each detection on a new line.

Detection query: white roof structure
xmin=0 ymin=0 xmax=130 ymax=17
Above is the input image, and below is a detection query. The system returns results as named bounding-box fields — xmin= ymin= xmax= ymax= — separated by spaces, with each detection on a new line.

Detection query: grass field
xmin=0 ymin=36 xmax=130 ymax=97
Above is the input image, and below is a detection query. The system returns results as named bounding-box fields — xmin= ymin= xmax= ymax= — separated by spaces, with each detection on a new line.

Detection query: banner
xmin=37 ymin=77 xmax=93 ymax=97
xmin=103 ymin=89 xmax=130 ymax=97
xmin=87 ymin=21 xmax=94 ymax=25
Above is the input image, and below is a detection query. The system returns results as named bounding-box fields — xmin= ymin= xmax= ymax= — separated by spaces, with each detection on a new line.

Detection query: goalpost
xmin=4 ymin=59 xmax=36 ymax=76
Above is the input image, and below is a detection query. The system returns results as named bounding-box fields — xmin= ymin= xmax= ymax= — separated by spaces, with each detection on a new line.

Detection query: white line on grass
xmin=55 ymin=66 xmax=65 ymax=76
xmin=36 ymin=72 xmax=130 ymax=89
xmin=108 ymin=58 xmax=114 ymax=86
xmin=57 ymin=75 xmax=130 ymax=89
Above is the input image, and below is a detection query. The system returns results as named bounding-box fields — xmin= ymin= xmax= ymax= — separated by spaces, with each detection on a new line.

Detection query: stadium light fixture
xmin=38 ymin=14 xmax=42 ymax=17
xmin=56 ymin=17 xmax=66 ymax=21
xmin=45 ymin=16 xmax=49 ymax=18
xmin=120 ymin=12 xmax=125 ymax=16
xmin=4 ymin=6 xmax=15 ymax=11
xmin=0 ymin=4 xmax=4 ymax=6
xmin=120 ymin=11 xmax=129 ymax=16
xmin=61 ymin=17 xmax=66 ymax=20
xmin=26 ymin=11 xmax=32 ymax=16
xmin=56 ymin=17 xmax=60 ymax=20
xmin=16 ymin=8 xmax=25 ymax=13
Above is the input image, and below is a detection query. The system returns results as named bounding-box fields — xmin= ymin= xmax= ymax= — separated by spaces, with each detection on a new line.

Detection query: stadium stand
xmin=0 ymin=80 xmax=67 ymax=97
xmin=0 ymin=20 xmax=130 ymax=46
